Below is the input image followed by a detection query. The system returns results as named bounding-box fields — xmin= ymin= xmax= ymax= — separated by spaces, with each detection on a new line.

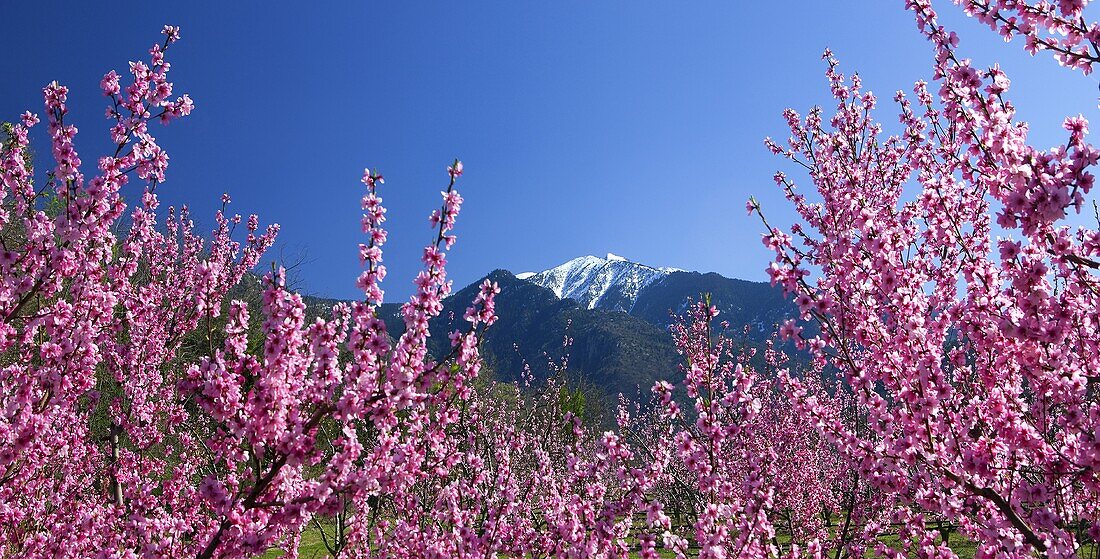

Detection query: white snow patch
xmin=519 ymin=253 xmax=677 ymax=312
xmin=514 ymin=271 xmax=535 ymax=279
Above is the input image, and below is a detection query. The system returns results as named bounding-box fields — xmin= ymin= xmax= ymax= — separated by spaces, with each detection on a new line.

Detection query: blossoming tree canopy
xmin=3 ymin=2 xmax=1100 ymax=558
xmin=0 ymin=25 xmax=507 ymax=559
xmin=948 ymin=0 xmax=1100 ymax=75
xmin=752 ymin=1 xmax=1100 ymax=557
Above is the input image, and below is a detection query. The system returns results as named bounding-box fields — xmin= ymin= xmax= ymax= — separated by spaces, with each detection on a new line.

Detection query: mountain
xmin=409 ymin=270 xmax=681 ymax=401
xmin=631 ymin=272 xmax=793 ymax=335
xmin=301 ymin=270 xmax=680 ymax=403
xmin=298 ymin=255 xmax=795 ymax=414
xmin=519 ymin=254 xmax=681 ymax=313
xmin=517 ymin=254 xmax=793 ymax=339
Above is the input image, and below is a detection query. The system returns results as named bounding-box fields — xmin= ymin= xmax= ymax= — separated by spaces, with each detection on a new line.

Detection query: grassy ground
xmin=259 ymin=525 xmax=1095 ymax=558
xmin=261 ymin=527 xmax=330 ymax=559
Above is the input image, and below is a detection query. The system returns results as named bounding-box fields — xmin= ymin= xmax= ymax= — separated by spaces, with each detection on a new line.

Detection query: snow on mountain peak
xmin=514 ymin=272 xmax=535 ymax=280
xmin=518 ymin=253 xmax=678 ymax=312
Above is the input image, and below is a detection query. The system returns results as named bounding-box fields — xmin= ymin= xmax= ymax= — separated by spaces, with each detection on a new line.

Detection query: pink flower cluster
xmin=944 ymin=0 xmax=1100 ymax=74
xmin=753 ymin=1 xmax=1100 ymax=556
xmin=611 ymin=302 xmax=842 ymax=559
xmin=0 ymin=28 xmax=503 ymax=559
xmin=5 ymin=2 xmax=1100 ymax=556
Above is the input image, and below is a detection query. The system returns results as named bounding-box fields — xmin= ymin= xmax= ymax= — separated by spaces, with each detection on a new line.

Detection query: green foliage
xmin=558 ymin=382 xmax=587 ymax=418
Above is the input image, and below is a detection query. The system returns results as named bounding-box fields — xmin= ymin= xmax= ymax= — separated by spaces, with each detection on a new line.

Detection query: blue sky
xmin=2 ymin=2 xmax=1097 ymax=300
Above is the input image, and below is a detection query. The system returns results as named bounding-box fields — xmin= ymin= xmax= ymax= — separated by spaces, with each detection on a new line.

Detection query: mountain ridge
xmin=299 ymin=255 xmax=794 ymax=406
xmin=521 ymin=253 xmax=683 ymax=313
xmin=515 ymin=254 xmax=792 ymax=337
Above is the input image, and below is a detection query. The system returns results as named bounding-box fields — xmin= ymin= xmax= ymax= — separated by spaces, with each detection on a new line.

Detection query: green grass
xmin=260 ymin=526 xmax=331 ymax=559
xmin=257 ymin=524 xmax=1095 ymax=558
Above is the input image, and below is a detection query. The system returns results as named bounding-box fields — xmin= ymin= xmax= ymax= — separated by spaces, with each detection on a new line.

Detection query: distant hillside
xmin=631 ymin=271 xmax=792 ymax=336
xmin=298 ymin=256 xmax=796 ymax=405
xmin=519 ymin=254 xmax=794 ymax=338
xmin=422 ymin=270 xmax=680 ymax=396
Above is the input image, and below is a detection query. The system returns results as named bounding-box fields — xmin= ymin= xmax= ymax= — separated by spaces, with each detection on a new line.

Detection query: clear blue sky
xmin=2 ymin=2 xmax=1097 ymax=300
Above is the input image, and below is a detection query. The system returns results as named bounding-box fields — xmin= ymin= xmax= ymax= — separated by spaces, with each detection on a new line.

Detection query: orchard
xmin=0 ymin=1 xmax=1098 ymax=558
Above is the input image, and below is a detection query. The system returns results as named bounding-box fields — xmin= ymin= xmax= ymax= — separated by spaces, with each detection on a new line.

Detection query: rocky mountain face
xmin=519 ymin=254 xmax=793 ymax=339
xmin=519 ymin=253 xmax=680 ymax=313
xmin=302 ymin=255 xmax=794 ymax=408
xmin=392 ymin=270 xmax=682 ymax=403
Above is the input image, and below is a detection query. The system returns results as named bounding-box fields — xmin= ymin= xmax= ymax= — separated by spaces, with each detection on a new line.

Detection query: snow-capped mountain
xmin=301 ymin=259 xmax=794 ymax=402
xmin=519 ymin=253 xmax=682 ymax=312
